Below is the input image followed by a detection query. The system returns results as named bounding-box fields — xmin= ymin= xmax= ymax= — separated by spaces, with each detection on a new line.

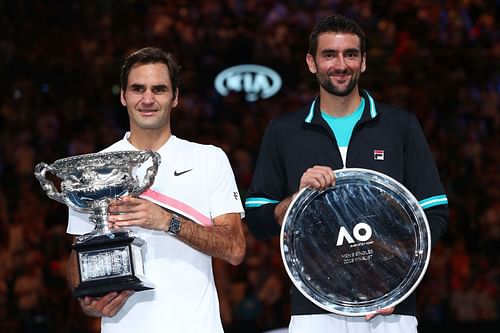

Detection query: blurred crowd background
xmin=0 ymin=1 xmax=498 ymax=332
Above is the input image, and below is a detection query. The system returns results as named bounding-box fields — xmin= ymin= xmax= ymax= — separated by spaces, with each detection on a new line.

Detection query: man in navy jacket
xmin=245 ymin=14 xmax=448 ymax=333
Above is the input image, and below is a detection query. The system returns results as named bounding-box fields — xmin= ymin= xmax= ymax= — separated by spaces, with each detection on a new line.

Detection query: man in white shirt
xmin=67 ymin=47 xmax=246 ymax=333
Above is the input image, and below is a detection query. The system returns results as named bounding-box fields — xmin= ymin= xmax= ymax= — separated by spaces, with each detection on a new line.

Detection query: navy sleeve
xmin=404 ymin=114 xmax=448 ymax=247
xmin=424 ymin=205 xmax=448 ymax=248
xmin=245 ymin=119 xmax=286 ymax=239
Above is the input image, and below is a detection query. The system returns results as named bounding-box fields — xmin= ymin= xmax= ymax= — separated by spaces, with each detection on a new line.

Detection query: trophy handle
xmin=34 ymin=162 xmax=67 ymax=205
xmin=130 ymin=150 xmax=161 ymax=196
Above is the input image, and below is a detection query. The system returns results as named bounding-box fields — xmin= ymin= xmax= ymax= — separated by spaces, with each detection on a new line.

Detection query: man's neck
xmin=319 ymin=89 xmax=362 ymax=117
xmin=127 ymin=128 xmax=172 ymax=151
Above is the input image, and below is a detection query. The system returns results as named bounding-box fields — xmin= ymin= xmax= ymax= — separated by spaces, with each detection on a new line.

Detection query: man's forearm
xmin=175 ymin=213 xmax=246 ymax=266
xmin=274 ymin=194 xmax=296 ymax=226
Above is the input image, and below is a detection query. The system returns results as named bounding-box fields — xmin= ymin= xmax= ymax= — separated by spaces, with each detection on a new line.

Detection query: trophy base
xmin=73 ymin=275 xmax=154 ymax=298
xmin=73 ymin=231 xmax=154 ymax=298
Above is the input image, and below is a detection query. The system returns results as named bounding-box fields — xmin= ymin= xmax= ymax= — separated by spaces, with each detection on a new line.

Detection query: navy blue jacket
xmin=245 ymin=90 xmax=448 ymax=317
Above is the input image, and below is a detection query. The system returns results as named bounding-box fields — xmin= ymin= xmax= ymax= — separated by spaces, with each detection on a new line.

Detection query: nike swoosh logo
xmin=174 ymin=169 xmax=193 ymax=176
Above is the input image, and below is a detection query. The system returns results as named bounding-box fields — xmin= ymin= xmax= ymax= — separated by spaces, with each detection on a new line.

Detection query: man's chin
xmin=323 ymin=85 xmax=354 ymax=97
xmin=319 ymin=75 xmax=358 ymax=97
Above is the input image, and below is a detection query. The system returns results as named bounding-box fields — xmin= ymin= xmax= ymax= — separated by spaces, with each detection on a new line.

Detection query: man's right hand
xmin=299 ymin=165 xmax=336 ymax=190
xmin=78 ymin=290 xmax=134 ymax=317
xmin=274 ymin=165 xmax=336 ymax=225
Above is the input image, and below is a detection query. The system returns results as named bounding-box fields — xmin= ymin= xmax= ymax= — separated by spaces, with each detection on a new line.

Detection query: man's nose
xmin=141 ymin=90 xmax=155 ymax=104
xmin=333 ymin=55 xmax=348 ymax=69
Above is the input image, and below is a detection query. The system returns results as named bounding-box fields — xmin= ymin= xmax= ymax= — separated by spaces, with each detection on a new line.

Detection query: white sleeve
xmin=66 ymin=208 xmax=95 ymax=235
xmin=209 ymin=148 xmax=245 ymax=219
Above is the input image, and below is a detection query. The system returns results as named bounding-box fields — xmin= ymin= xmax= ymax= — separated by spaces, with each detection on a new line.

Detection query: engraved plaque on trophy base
xmin=73 ymin=231 xmax=153 ymax=298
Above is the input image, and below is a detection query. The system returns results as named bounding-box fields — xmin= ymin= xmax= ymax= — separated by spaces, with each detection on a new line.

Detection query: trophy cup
xmin=35 ymin=150 xmax=161 ymax=298
xmin=281 ymin=168 xmax=430 ymax=316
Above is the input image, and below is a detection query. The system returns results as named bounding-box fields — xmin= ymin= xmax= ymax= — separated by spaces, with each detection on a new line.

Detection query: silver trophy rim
xmin=280 ymin=168 xmax=431 ymax=316
xmin=48 ymin=150 xmax=153 ymax=171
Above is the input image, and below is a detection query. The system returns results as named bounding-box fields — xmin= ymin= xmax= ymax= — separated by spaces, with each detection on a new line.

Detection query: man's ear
xmin=361 ymin=54 xmax=366 ymax=73
xmin=120 ymin=90 xmax=127 ymax=106
xmin=306 ymin=53 xmax=317 ymax=74
xmin=172 ymin=88 xmax=179 ymax=108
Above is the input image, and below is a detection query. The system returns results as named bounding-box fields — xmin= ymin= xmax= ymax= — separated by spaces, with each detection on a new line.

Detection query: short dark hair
xmin=120 ymin=47 xmax=180 ymax=92
xmin=308 ymin=15 xmax=366 ymax=57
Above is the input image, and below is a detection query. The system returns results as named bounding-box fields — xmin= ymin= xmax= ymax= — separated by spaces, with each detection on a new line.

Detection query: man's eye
xmin=153 ymin=87 xmax=167 ymax=94
xmin=131 ymin=86 xmax=144 ymax=93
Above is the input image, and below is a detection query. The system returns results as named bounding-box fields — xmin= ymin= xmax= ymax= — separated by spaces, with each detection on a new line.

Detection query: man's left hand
xmin=365 ymin=306 xmax=395 ymax=320
xmin=108 ymin=196 xmax=169 ymax=231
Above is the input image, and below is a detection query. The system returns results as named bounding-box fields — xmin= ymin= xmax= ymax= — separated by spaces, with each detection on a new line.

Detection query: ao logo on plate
xmin=336 ymin=222 xmax=373 ymax=246
xmin=214 ymin=64 xmax=282 ymax=102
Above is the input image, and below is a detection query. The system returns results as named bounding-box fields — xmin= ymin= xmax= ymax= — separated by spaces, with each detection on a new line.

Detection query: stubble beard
xmin=317 ymin=71 xmax=359 ymax=97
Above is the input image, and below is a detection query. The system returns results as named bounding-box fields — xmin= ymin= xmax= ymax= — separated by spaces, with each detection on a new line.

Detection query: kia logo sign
xmin=214 ymin=64 xmax=282 ymax=102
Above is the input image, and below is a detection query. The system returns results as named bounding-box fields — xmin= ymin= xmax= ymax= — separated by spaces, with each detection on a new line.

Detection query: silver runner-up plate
xmin=280 ymin=168 xmax=430 ymax=316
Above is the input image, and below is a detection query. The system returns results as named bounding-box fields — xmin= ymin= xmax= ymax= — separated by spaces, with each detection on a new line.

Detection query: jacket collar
xmin=304 ymin=89 xmax=378 ymax=125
